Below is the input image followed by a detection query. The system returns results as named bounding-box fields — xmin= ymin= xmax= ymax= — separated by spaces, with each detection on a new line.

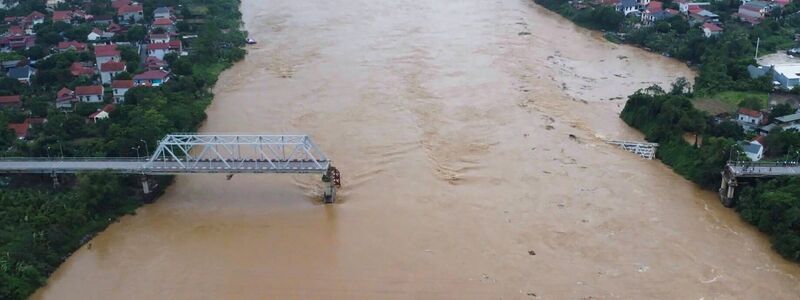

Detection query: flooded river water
xmin=33 ymin=0 xmax=800 ymax=298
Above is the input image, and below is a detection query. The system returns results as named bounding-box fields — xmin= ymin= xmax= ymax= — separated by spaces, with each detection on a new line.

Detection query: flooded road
xmin=34 ymin=0 xmax=800 ymax=299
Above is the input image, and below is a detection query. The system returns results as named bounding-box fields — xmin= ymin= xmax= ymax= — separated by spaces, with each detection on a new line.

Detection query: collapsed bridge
xmin=0 ymin=133 xmax=341 ymax=203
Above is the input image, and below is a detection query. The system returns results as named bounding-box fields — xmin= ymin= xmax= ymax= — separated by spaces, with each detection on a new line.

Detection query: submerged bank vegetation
xmin=0 ymin=0 xmax=246 ymax=298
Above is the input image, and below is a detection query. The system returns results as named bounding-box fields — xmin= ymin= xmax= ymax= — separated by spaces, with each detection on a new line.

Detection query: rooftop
xmin=738 ymin=107 xmax=763 ymax=118
xmin=100 ymin=60 xmax=126 ymax=72
xmin=772 ymin=63 xmax=800 ymax=80
xmin=75 ymin=85 xmax=103 ymax=96
xmin=776 ymin=112 xmax=800 ymax=123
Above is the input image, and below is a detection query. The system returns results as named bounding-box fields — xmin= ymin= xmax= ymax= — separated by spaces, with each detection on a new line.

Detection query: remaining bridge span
xmin=0 ymin=134 xmax=341 ymax=203
xmin=719 ymin=162 xmax=800 ymax=207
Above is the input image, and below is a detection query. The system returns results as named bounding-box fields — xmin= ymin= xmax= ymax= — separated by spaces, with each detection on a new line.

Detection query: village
xmin=582 ymin=0 xmax=795 ymax=37
xmin=0 ymin=0 xmax=194 ymax=141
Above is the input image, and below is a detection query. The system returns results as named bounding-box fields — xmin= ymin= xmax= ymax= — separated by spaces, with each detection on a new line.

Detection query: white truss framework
xmin=143 ymin=134 xmax=331 ymax=173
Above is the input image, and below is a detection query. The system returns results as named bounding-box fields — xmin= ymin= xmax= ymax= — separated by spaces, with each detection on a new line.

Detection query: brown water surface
xmin=33 ymin=0 xmax=800 ymax=299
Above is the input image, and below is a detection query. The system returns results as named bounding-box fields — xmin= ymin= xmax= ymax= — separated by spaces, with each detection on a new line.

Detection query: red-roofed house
xmin=118 ymin=3 xmax=144 ymax=23
xmin=149 ymin=33 xmax=170 ymax=43
xmin=100 ymin=61 xmax=126 ymax=84
xmin=111 ymin=80 xmax=134 ymax=102
xmin=88 ymin=104 xmax=115 ymax=123
xmin=7 ymin=119 xmax=30 ymax=140
xmin=75 ymin=85 xmax=104 ymax=103
xmin=70 ymin=62 xmax=95 ymax=77
xmin=112 ymin=0 xmax=133 ymax=9
xmin=94 ymin=44 xmax=120 ymax=67
xmin=53 ymin=10 xmax=73 ymax=23
xmin=146 ymin=42 xmax=170 ymax=59
xmin=152 ymin=18 xmax=175 ymax=32
xmin=134 ymin=70 xmax=170 ymax=86
xmin=0 ymin=95 xmax=21 ymax=108
xmin=737 ymin=107 xmax=766 ymax=125
xmin=145 ymin=56 xmax=167 ymax=70
xmin=57 ymin=41 xmax=87 ymax=52
xmin=22 ymin=11 xmax=45 ymax=32
xmin=738 ymin=1 xmax=770 ymax=22
xmin=702 ymin=22 xmax=723 ymax=37
xmin=56 ymin=87 xmax=76 ymax=109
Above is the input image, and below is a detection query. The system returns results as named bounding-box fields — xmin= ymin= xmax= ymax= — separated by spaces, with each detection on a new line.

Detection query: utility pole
xmin=755 ymin=37 xmax=760 ymax=60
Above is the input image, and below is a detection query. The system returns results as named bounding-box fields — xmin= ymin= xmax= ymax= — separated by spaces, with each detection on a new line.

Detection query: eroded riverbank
xmin=33 ymin=0 xmax=800 ymax=299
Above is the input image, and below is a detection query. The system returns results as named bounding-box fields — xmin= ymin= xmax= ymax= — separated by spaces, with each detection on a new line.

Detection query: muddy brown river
xmin=33 ymin=0 xmax=800 ymax=299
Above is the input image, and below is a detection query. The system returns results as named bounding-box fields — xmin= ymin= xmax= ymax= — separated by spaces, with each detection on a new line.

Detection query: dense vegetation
xmin=0 ymin=0 xmax=247 ymax=298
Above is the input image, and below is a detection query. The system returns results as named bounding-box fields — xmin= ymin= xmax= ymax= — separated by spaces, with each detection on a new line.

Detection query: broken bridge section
xmin=0 ymin=133 xmax=341 ymax=203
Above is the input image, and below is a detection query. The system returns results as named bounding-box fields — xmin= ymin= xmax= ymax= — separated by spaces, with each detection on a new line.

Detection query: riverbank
xmin=32 ymin=0 xmax=800 ymax=298
xmin=0 ymin=1 xmax=247 ymax=299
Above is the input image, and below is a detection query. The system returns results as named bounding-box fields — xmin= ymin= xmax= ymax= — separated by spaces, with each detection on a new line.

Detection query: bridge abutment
xmin=719 ymin=169 xmax=737 ymax=208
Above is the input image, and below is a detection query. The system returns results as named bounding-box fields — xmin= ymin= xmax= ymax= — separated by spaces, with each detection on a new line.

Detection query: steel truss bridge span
xmin=0 ymin=134 xmax=341 ymax=203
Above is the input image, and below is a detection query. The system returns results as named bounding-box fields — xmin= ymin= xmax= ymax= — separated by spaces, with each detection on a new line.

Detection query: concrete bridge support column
xmin=322 ymin=166 xmax=341 ymax=204
xmin=719 ymin=171 xmax=736 ymax=208
xmin=50 ymin=173 xmax=59 ymax=188
xmin=323 ymin=179 xmax=336 ymax=204
xmin=141 ymin=175 xmax=155 ymax=203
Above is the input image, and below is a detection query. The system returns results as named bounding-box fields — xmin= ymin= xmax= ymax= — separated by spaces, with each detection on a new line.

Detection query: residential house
xmin=111 ymin=80 xmax=134 ymax=102
xmin=145 ymin=56 xmax=167 ymax=70
xmin=776 ymin=113 xmax=800 ymax=125
xmin=75 ymin=85 xmax=104 ymax=103
xmin=87 ymin=104 xmax=115 ymax=123
xmin=92 ymin=15 xmax=114 ymax=25
xmin=94 ymin=44 xmax=120 ymax=67
xmin=56 ymin=87 xmax=76 ymax=109
xmin=737 ymin=107 xmax=767 ymax=127
xmin=1 ymin=26 xmax=36 ymax=51
xmin=154 ymin=7 xmax=171 ymax=19
xmin=6 ymin=117 xmax=44 ymax=140
xmin=146 ymin=42 xmax=170 ymax=59
xmin=133 ymin=70 xmax=170 ymax=86
xmin=152 ymin=18 xmax=176 ymax=32
xmin=689 ymin=9 xmax=719 ymax=25
xmin=46 ymin=0 xmax=64 ymax=8
xmin=617 ymin=0 xmax=639 ymax=15
xmin=0 ymin=95 xmax=21 ymax=108
xmin=702 ymin=22 xmax=723 ymax=37
xmin=7 ymin=119 xmax=30 ymax=140
xmin=57 ymin=41 xmax=87 ymax=52
xmin=100 ymin=61 xmax=126 ymax=84
xmin=87 ymin=28 xmax=114 ymax=41
xmin=739 ymin=140 xmax=764 ymax=161
xmin=70 ymin=62 xmax=95 ymax=77
xmin=111 ymin=0 xmax=133 ymax=10
xmin=738 ymin=1 xmax=771 ymax=23
xmin=22 ymin=11 xmax=45 ymax=33
xmin=7 ymin=65 xmax=36 ymax=84
xmin=117 ymin=3 xmax=144 ymax=24
xmin=52 ymin=10 xmax=73 ymax=23
xmin=106 ymin=24 xmax=126 ymax=35
xmin=149 ymin=33 xmax=170 ymax=44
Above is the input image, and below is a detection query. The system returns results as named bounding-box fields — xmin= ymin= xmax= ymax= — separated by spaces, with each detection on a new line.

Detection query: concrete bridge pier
xmin=50 ymin=173 xmax=59 ymax=188
xmin=322 ymin=166 xmax=341 ymax=204
xmin=719 ymin=171 xmax=736 ymax=208
xmin=141 ymin=175 xmax=157 ymax=203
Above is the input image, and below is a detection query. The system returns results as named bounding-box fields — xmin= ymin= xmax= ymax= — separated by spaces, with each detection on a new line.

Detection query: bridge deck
xmin=728 ymin=163 xmax=800 ymax=177
xmin=0 ymin=158 xmax=330 ymax=175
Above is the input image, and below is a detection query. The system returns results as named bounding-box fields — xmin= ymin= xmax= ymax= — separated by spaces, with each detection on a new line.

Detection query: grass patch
xmin=693 ymin=91 xmax=769 ymax=115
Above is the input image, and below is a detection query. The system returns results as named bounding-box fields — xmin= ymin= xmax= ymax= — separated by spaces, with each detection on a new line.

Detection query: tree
xmin=770 ymin=103 xmax=795 ymax=122
xmin=739 ymin=97 xmax=764 ymax=110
